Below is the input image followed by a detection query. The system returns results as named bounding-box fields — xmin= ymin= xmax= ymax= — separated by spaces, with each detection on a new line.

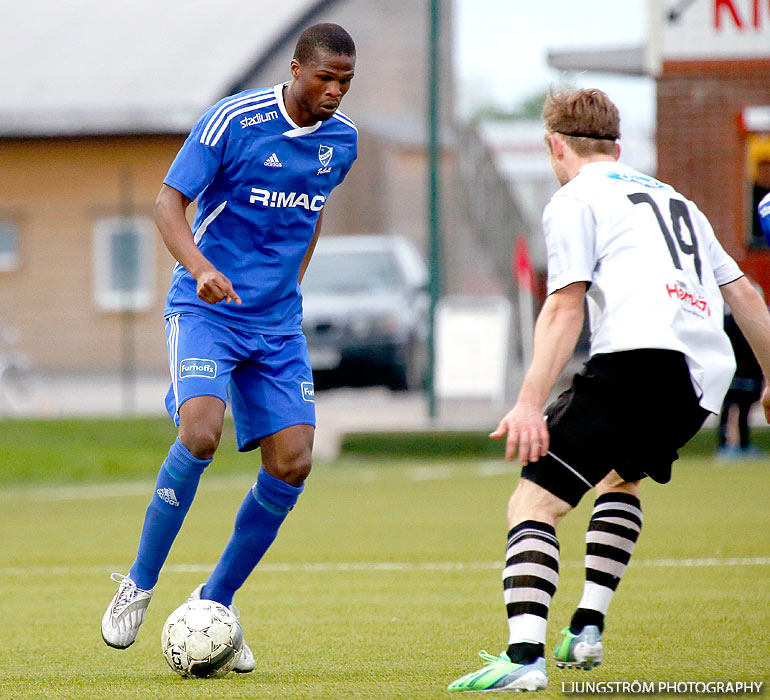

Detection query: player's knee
xmin=270 ymin=447 xmax=312 ymax=487
xmin=507 ymin=478 xmax=572 ymax=528
xmin=594 ymin=470 xmax=639 ymax=497
xmin=179 ymin=424 xmax=222 ymax=460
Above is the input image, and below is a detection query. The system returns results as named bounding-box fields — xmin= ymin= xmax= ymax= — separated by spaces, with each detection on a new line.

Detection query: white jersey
xmin=543 ymin=161 xmax=743 ymax=413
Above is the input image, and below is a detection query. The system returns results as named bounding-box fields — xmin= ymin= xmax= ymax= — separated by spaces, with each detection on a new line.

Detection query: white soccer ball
xmin=161 ymin=599 xmax=244 ymax=678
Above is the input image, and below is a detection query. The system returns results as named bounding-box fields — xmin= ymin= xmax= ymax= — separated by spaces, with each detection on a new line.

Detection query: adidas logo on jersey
xmin=264 ymin=153 xmax=282 ymax=167
xmin=157 ymin=487 xmax=180 ymax=507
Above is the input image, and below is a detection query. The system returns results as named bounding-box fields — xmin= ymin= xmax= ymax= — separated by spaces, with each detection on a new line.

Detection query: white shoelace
xmin=109 ymin=573 xmax=142 ymax=616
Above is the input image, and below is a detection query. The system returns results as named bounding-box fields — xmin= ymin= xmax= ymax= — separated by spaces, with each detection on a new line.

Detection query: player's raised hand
xmin=762 ymin=384 xmax=770 ymax=424
xmin=195 ymin=269 xmax=242 ymax=305
xmin=490 ymin=403 xmax=549 ymax=465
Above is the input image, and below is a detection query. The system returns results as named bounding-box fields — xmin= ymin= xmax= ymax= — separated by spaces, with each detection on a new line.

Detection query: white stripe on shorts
xmin=547 ymin=450 xmax=593 ymax=488
xmin=166 ymin=314 xmax=180 ymax=413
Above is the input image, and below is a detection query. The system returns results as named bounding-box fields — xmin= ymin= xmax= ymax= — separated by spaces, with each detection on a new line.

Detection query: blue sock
xmin=203 ymin=468 xmax=303 ymax=606
xmin=128 ymin=438 xmax=211 ymax=590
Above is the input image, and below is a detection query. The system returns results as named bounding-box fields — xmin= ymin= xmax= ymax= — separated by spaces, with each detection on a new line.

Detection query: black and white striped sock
xmin=503 ymin=520 xmax=560 ymax=664
xmin=570 ymin=492 xmax=643 ymax=633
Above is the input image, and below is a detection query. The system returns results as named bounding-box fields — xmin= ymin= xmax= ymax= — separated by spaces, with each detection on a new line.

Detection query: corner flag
xmin=513 ymin=236 xmax=535 ymax=292
xmin=512 ymin=236 xmax=535 ymax=370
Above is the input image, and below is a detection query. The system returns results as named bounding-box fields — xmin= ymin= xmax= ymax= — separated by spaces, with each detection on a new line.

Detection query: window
xmin=750 ymin=157 xmax=770 ymax=248
xmin=93 ymin=216 xmax=155 ymax=311
xmin=744 ymin=129 xmax=770 ymax=248
xmin=0 ymin=220 xmax=20 ymax=271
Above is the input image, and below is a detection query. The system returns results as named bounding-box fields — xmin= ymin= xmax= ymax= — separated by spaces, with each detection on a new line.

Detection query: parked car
xmin=301 ymin=234 xmax=429 ymax=391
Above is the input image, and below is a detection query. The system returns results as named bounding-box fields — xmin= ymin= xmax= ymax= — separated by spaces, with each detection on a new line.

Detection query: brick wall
xmin=656 ymin=59 xmax=770 ymax=293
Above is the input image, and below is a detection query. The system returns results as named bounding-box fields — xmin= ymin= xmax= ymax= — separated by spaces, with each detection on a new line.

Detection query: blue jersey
xmin=163 ymin=83 xmax=358 ymax=333
xmin=760 ymin=191 xmax=770 ymax=247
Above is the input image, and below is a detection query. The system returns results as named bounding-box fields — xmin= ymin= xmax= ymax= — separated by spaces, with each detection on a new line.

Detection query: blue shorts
xmin=164 ymin=312 xmax=315 ymax=452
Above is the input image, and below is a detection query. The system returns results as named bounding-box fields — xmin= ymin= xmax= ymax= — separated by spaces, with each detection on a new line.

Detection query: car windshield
xmin=302 ymin=250 xmax=403 ymax=294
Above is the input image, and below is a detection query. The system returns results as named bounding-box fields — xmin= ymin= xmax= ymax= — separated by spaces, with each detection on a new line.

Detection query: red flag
xmin=513 ymin=236 xmax=535 ymax=292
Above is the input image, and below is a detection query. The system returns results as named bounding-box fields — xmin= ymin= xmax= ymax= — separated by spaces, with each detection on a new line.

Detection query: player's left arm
xmin=298 ymin=210 xmax=324 ymax=284
xmin=491 ymin=281 xmax=587 ymax=464
xmin=720 ymin=275 xmax=770 ymax=422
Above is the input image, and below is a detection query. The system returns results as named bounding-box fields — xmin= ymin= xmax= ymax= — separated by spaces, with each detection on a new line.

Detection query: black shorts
xmin=521 ymin=349 xmax=709 ymax=507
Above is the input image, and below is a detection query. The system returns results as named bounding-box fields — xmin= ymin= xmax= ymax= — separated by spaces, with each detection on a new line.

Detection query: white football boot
xmin=101 ymin=573 xmax=154 ymax=648
xmin=188 ymin=583 xmax=256 ymax=673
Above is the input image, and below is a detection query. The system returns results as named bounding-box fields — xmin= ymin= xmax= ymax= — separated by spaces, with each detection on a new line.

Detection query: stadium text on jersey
xmin=249 ymin=188 xmax=326 ymax=211
xmin=240 ymin=111 xmax=279 ymax=128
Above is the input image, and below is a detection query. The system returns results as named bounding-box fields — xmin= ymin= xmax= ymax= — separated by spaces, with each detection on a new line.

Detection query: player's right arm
xmin=154 ymin=184 xmax=241 ymax=305
xmin=720 ymin=275 xmax=770 ymax=422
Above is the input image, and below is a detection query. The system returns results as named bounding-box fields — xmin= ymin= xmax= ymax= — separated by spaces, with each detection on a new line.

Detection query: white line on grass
xmin=0 ymin=474 xmax=251 ymax=503
xmin=2 ymin=557 xmax=769 ymax=577
xmin=0 ymin=463 xmax=513 ymax=502
xmin=409 ymin=466 xmax=455 ymax=481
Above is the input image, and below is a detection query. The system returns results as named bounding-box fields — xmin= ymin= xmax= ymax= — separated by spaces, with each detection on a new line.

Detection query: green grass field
xmin=0 ymin=419 xmax=768 ymax=699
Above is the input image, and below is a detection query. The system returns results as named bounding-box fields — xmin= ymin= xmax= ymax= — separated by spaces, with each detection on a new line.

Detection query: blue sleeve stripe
xmin=199 ymin=89 xmax=274 ymax=146
xmin=208 ymin=98 xmax=278 ymax=148
xmin=332 ymin=111 xmax=358 ymax=132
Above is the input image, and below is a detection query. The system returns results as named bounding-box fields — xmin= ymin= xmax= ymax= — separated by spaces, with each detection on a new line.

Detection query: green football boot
xmin=554 ymin=625 xmax=603 ymax=670
xmin=448 ymin=651 xmax=547 ymax=692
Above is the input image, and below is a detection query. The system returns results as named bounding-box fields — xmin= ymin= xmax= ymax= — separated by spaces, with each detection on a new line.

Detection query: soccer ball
xmin=161 ymin=599 xmax=243 ymax=678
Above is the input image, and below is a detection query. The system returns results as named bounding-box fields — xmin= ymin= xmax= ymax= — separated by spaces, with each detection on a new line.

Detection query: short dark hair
xmin=293 ymin=23 xmax=356 ymax=64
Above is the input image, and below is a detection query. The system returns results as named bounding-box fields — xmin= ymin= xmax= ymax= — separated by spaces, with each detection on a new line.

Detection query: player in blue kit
xmin=101 ymin=24 xmax=357 ymax=671
xmin=759 ymin=191 xmax=770 ymax=246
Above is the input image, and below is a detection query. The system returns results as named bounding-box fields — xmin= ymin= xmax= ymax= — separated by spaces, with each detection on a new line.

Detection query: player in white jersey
xmin=449 ymin=88 xmax=770 ymax=692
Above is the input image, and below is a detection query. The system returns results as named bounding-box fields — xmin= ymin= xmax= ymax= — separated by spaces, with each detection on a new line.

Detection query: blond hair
xmin=543 ymin=88 xmax=620 ymax=157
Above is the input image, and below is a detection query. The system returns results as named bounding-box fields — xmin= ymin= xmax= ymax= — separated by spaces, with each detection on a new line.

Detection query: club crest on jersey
xmin=179 ymin=358 xmax=217 ymax=379
xmin=318 ymin=145 xmax=333 ymax=166
xmin=317 ymin=145 xmax=333 ymax=175
xmin=301 ymin=382 xmax=315 ymax=403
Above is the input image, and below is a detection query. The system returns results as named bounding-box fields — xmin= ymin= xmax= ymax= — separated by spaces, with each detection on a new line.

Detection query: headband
xmin=556 ymin=130 xmax=618 ymax=141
